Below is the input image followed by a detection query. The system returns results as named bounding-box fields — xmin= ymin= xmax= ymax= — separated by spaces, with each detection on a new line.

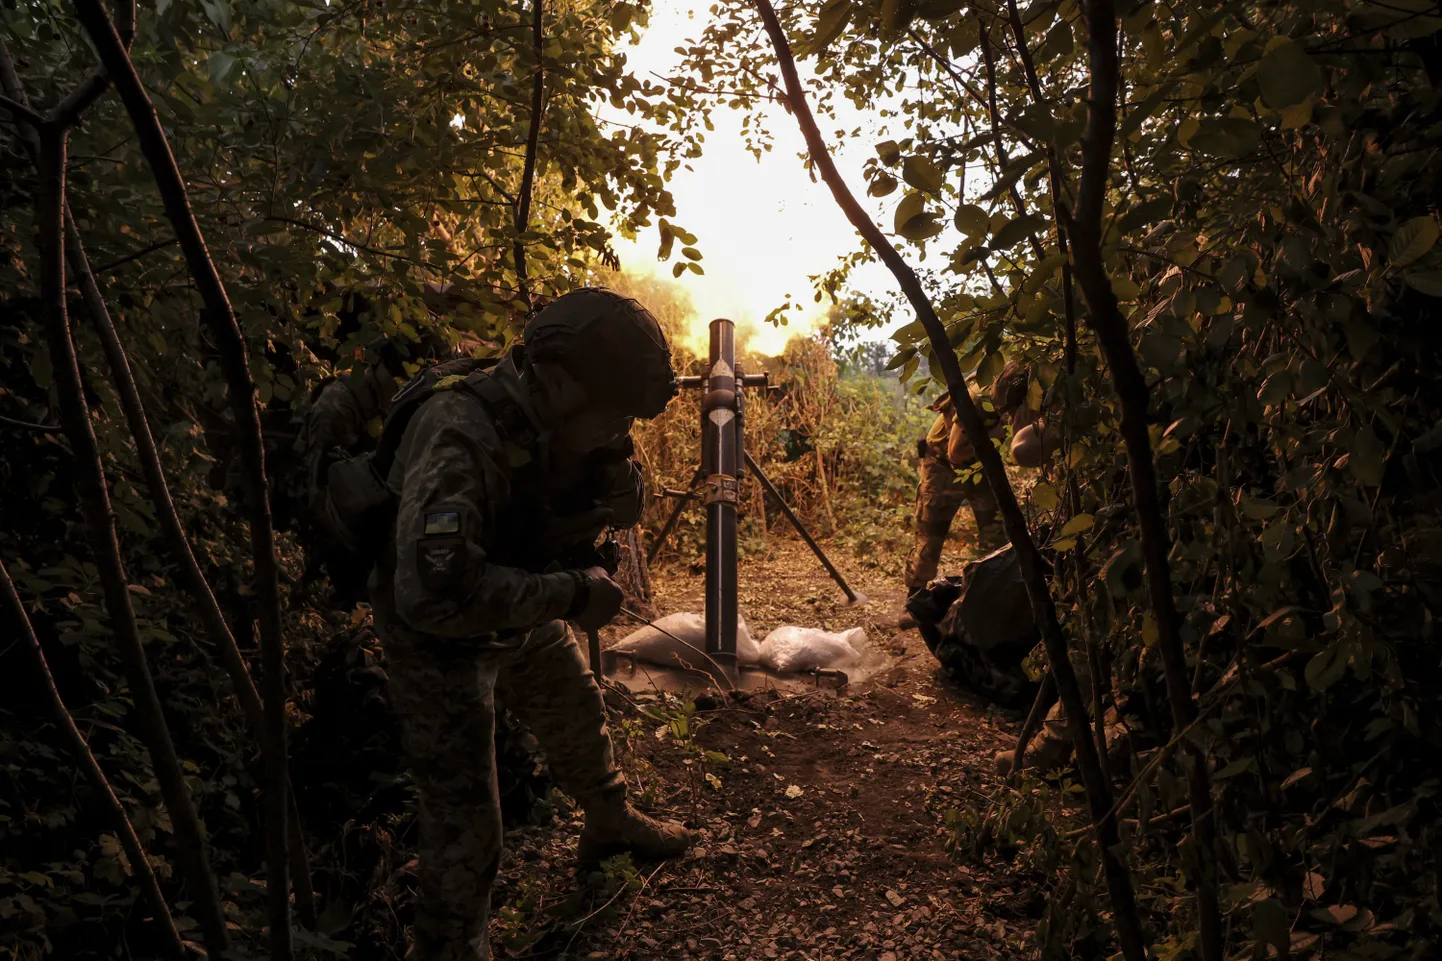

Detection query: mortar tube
xmin=702 ymin=318 xmax=740 ymax=670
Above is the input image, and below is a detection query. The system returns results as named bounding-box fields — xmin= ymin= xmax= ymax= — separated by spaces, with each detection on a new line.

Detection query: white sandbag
xmin=611 ymin=612 xmax=760 ymax=668
xmin=758 ymin=626 xmax=866 ymax=674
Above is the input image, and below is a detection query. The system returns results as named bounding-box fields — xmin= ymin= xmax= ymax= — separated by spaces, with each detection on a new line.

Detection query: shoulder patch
xmin=423 ymin=511 xmax=461 ymax=536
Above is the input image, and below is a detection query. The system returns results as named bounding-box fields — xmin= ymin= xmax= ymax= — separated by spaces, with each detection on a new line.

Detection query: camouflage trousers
xmin=380 ymin=619 xmax=624 ymax=961
xmin=904 ymin=455 xmax=1006 ymax=592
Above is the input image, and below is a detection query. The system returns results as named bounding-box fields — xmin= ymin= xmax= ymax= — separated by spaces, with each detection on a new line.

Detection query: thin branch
xmin=0 ymin=93 xmax=45 ymax=127
xmin=1066 ymin=3 xmax=1221 ymax=959
xmin=976 ymin=18 xmax=1048 ymax=263
xmin=513 ymin=0 xmax=546 ymax=310
xmin=92 ymin=236 xmax=179 ymax=274
xmin=0 ymin=412 xmax=61 ymax=431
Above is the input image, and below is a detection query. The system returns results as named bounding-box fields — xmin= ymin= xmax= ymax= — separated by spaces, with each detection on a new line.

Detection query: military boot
xmin=578 ymin=797 xmax=695 ymax=865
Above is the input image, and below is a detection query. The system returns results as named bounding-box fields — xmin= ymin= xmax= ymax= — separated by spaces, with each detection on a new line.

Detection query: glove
xmin=569 ymin=566 xmax=624 ymax=631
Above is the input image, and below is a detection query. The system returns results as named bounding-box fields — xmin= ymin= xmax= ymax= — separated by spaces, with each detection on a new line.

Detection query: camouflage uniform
xmin=904 ymin=403 xmax=1005 ymax=593
xmin=302 ymin=371 xmax=389 ymax=514
xmin=372 ymin=353 xmax=676 ymax=961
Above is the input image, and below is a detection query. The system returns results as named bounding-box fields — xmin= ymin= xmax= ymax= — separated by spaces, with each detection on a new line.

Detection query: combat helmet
xmin=522 ymin=287 xmax=678 ymax=419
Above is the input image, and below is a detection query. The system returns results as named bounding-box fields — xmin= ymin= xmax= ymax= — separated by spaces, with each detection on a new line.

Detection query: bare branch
xmin=0 ymin=93 xmax=45 ymax=127
xmin=513 ymin=0 xmax=545 ymax=310
xmin=92 ymin=235 xmax=179 ymax=274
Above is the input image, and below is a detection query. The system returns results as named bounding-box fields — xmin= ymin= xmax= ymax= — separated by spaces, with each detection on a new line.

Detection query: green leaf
xmin=1111 ymin=274 xmax=1142 ymax=301
xmin=681 ymin=246 xmax=702 ymax=261
xmin=1305 ymin=645 xmax=1348 ymax=691
xmin=1215 ymin=756 xmax=1255 ymax=779
xmin=1031 ymin=482 xmax=1059 ymax=511
xmin=1057 ymin=513 xmax=1094 ymax=538
xmin=875 ymin=139 xmax=902 ymax=166
xmin=886 ymin=346 xmax=918 ymax=370
xmin=1119 ymin=88 xmax=1167 ymax=140
xmin=1388 ymin=216 xmax=1438 ymax=268
xmin=868 ymin=171 xmax=899 ymax=197
xmin=976 ymin=351 xmax=1004 ymax=387
xmin=953 ymin=203 xmax=989 ymax=237
xmin=1022 ymin=253 xmax=1067 ymax=295
xmin=1350 ymin=426 xmax=1385 ymax=486
xmin=991 ymin=213 xmax=1045 ymax=251
xmin=1141 ymin=21 xmax=1165 ymax=68
xmin=1258 ymin=38 xmax=1321 ymax=109
xmin=1405 ymin=270 xmax=1442 ymax=297
xmin=880 ymin=0 xmax=915 ymax=36
xmin=200 ymin=0 xmax=232 ymax=32
xmin=916 ymin=0 xmax=966 ymax=19
xmin=799 ymin=0 xmax=855 ymax=58
xmin=901 ymin=154 xmax=943 ymax=193
xmin=894 ymin=192 xmax=942 ymax=241
xmin=1253 ymin=899 xmax=1291 ymax=951
xmin=208 ymin=50 xmax=236 ymax=86
xmin=1189 ymin=118 xmax=1262 ymax=157
xmin=1116 ymin=197 xmax=1172 ymax=235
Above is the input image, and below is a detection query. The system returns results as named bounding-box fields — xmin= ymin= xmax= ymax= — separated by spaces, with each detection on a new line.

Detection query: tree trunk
xmin=34 ymin=121 xmax=231 ymax=961
xmin=72 ymin=3 xmax=294 ymax=954
xmin=748 ymin=4 xmax=1150 ymax=959
xmin=1068 ymin=2 xmax=1221 ymax=957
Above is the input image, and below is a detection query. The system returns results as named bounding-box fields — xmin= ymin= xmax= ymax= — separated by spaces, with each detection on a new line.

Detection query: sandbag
xmin=757 ymin=626 xmax=865 ymax=674
xmin=612 ymin=612 xmax=760 ymax=668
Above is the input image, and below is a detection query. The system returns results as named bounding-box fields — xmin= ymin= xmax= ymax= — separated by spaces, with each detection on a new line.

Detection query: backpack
xmin=314 ymin=355 xmax=526 ymax=597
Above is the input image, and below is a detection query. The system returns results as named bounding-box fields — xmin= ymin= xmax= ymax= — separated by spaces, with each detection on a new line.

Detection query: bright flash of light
xmin=625 ymin=266 xmax=830 ymax=359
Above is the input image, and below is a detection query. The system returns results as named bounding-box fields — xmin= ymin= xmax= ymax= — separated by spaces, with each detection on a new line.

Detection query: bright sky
xmin=606 ymin=3 xmax=900 ymax=354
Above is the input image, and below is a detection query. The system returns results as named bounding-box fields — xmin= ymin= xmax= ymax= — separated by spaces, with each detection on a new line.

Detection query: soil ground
xmin=485 ymin=533 xmax=1057 ymax=961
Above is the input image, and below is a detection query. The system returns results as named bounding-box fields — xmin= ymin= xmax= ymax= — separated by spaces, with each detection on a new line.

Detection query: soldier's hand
xmin=572 ymin=566 xmax=624 ymax=631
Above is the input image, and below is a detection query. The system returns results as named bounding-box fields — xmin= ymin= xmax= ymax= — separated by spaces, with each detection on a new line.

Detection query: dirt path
xmin=490 ymin=540 xmax=1046 ymax=960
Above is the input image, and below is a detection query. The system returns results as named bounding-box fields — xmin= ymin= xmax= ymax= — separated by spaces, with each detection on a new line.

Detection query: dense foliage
xmin=5 ymin=0 xmax=1442 ymax=959
xmin=667 ymin=0 xmax=1442 ymax=958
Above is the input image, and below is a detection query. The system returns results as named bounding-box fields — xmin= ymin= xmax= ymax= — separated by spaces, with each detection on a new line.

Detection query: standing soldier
xmin=904 ymin=362 xmax=1050 ymax=594
xmin=371 ymin=288 xmax=693 ymax=961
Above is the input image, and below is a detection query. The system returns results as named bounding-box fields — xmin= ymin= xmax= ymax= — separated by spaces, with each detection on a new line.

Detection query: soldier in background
xmin=903 ymin=363 xmax=1051 ymax=595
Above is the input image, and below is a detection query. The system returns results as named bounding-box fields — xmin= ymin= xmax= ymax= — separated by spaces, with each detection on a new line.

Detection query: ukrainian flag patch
xmin=423 ymin=511 xmax=461 ymax=536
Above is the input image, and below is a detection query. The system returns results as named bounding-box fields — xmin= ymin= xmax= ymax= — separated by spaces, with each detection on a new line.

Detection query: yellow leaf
xmin=1280 ymin=98 xmax=1313 ymax=130
xmin=1389 ymin=216 xmax=1439 ymax=268
xmin=1058 ymin=513 xmax=1095 ymax=537
xmin=1142 ymin=612 xmax=1159 ymax=648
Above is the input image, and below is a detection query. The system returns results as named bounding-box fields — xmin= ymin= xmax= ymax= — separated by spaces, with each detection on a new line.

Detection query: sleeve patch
xmin=424 ymin=511 xmax=462 ymax=536
xmin=416 ymin=537 xmax=465 ymax=591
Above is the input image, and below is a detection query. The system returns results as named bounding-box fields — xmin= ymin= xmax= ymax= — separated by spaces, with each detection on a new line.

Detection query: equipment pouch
xmin=319 ymin=454 xmax=393 ymax=552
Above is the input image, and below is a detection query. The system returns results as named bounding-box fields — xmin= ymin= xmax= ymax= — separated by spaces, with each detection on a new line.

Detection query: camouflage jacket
xmin=303 ymin=370 xmax=389 ymax=513
xmin=371 ymin=355 xmax=640 ymax=643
